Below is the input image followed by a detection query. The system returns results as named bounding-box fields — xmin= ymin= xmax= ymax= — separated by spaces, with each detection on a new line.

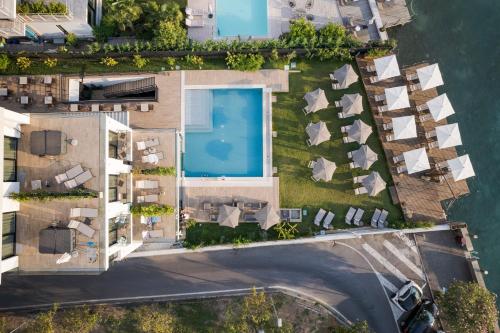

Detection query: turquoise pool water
xmin=216 ymin=0 xmax=268 ymax=37
xmin=184 ymin=88 xmax=264 ymax=177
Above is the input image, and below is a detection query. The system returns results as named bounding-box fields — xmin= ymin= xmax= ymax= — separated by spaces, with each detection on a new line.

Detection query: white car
xmin=392 ymin=281 xmax=423 ymax=312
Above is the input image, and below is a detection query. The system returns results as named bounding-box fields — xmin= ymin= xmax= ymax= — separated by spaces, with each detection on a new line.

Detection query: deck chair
xmin=307 ymin=160 xmax=317 ymax=168
xmin=385 ymin=134 xmax=395 ymax=142
xmin=185 ymin=7 xmax=204 ymax=15
xmin=418 ymin=113 xmax=433 ymax=122
xmin=435 ymin=160 xmax=448 ymax=169
xmin=416 ymin=104 xmax=428 ymax=112
xmin=343 ymin=137 xmax=355 ymax=144
xmin=354 ymin=187 xmax=368 ymax=195
xmin=353 ymin=175 xmax=369 ymax=184
xmin=136 ymin=141 xmax=147 ymax=150
xmin=374 ymin=94 xmax=386 ymax=102
xmin=303 ymin=106 xmax=311 ymax=115
xmin=427 ymin=141 xmax=439 ymax=150
xmin=377 ymin=210 xmax=388 ymax=228
xmin=323 ymin=212 xmax=335 ymax=229
xmin=311 ymin=175 xmax=320 ymax=182
xmin=341 ymin=125 xmax=351 ymax=133
xmin=70 ymin=207 xmax=98 ymax=218
xmin=345 ymin=207 xmax=356 ymax=225
xmin=68 ymin=220 xmax=96 ymax=238
xmin=331 ymin=83 xmax=341 ymax=90
xmin=347 ymin=151 xmax=353 ymax=159
xmin=383 ymin=122 xmax=393 ymax=131
xmin=393 ymin=154 xmax=404 ymax=164
xmin=135 ymin=180 xmax=159 ymax=189
xmin=406 ymin=73 xmax=418 ymax=81
xmin=371 ymin=209 xmax=382 ymax=228
xmin=65 ymin=164 xmax=84 ymax=179
xmin=137 ymin=194 xmax=159 ymax=203
xmin=409 ymin=83 xmax=421 ymax=92
xmin=366 ymin=65 xmax=376 ymax=72
xmin=329 ymin=73 xmax=336 ymax=81
xmin=314 ymin=208 xmax=327 ymax=226
xmin=369 ymin=76 xmax=379 ymax=84
xmin=425 ymin=130 xmax=437 ymax=139
xmin=397 ymin=165 xmax=408 ymax=174
xmin=349 ymin=162 xmax=359 ymax=169
xmin=55 ymin=172 xmax=68 ymax=184
xmin=337 ymin=111 xmax=345 ymax=119
xmin=377 ymin=105 xmax=388 ymax=113
xmin=353 ymin=208 xmax=364 ymax=226
xmin=145 ymin=138 xmax=160 ymax=148
xmin=185 ymin=18 xmax=204 ymax=27
xmin=334 ymin=100 xmax=342 ymax=108
xmin=74 ymin=170 xmax=93 ymax=186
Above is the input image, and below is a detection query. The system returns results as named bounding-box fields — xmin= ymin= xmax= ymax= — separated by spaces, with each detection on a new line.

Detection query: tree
xmin=153 ymin=21 xmax=187 ymax=50
xmin=58 ymin=306 xmax=101 ymax=333
xmin=102 ymin=0 xmax=142 ymax=33
xmin=223 ymin=288 xmax=274 ymax=332
xmin=287 ymin=18 xmax=317 ymax=47
xmin=225 ymin=52 xmax=264 ymax=72
xmin=318 ymin=23 xmax=346 ymax=47
xmin=0 ymin=54 xmax=10 ymax=71
xmin=332 ymin=320 xmax=371 ymax=333
xmin=141 ymin=1 xmax=183 ymax=38
xmin=439 ymin=281 xmax=498 ymax=333
xmin=132 ymin=305 xmax=174 ymax=333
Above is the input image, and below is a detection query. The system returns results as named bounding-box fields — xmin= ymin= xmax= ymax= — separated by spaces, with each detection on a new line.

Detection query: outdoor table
xmin=19 ymin=77 xmax=28 ymax=85
xmin=140 ymin=103 xmax=149 ymax=112
xmin=31 ymin=180 xmax=42 ymax=190
xmin=113 ymin=104 xmax=122 ymax=111
xmin=0 ymin=88 xmax=7 ymax=96
xmin=44 ymin=76 xmax=52 ymax=85
xmin=91 ymin=104 xmax=99 ymax=112
xmin=44 ymin=96 xmax=53 ymax=105
xmin=20 ymin=96 xmax=29 ymax=104
xmin=70 ymin=104 xmax=79 ymax=111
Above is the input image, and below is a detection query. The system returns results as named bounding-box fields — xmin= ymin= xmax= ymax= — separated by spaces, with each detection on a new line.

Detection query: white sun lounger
xmin=353 ymin=175 xmax=369 ymax=184
xmin=334 ymin=101 xmax=342 ymax=108
xmin=354 ymin=187 xmax=368 ymax=195
xmin=406 ymin=73 xmax=418 ymax=81
xmin=397 ymin=165 xmax=408 ymax=174
xmin=343 ymin=137 xmax=355 ymax=144
xmin=416 ymin=104 xmax=428 ymax=112
xmin=409 ymin=83 xmax=422 ymax=92
xmin=185 ymin=7 xmax=204 ymax=15
xmin=137 ymin=194 xmax=159 ymax=203
xmin=70 ymin=207 xmax=98 ymax=218
xmin=332 ymin=83 xmax=341 ymax=90
xmin=345 ymin=207 xmax=356 ymax=225
xmin=314 ymin=208 xmax=327 ymax=226
xmin=74 ymin=170 xmax=93 ymax=185
xmin=393 ymin=154 xmax=404 ymax=164
xmin=68 ymin=220 xmax=96 ymax=238
xmin=323 ymin=212 xmax=335 ymax=229
xmin=377 ymin=105 xmax=388 ymax=113
xmin=186 ymin=18 xmax=204 ymax=27
xmin=56 ymin=164 xmax=84 ymax=183
xmin=377 ymin=209 xmax=388 ymax=228
xmin=371 ymin=209 xmax=382 ymax=228
xmin=353 ymin=208 xmax=364 ymax=226
xmin=135 ymin=180 xmax=159 ymax=189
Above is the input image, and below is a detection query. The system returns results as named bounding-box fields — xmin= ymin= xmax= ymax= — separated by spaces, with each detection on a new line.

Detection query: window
xmin=2 ymin=212 xmax=16 ymax=259
xmin=108 ymin=175 xmax=118 ymax=202
xmin=108 ymin=131 xmax=118 ymax=159
xmin=3 ymin=137 xmax=17 ymax=182
xmin=108 ymin=218 xmax=118 ymax=246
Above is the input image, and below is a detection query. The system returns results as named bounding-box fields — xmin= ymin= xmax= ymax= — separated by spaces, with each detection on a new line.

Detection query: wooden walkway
xmin=356 ymin=56 xmax=469 ymax=222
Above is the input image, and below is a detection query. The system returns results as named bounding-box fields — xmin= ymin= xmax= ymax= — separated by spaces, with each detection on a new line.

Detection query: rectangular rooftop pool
xmin=215 ymin=0 xmax=268 ymax=38
xmin=184 ymin=88 xmax=264 ymax=178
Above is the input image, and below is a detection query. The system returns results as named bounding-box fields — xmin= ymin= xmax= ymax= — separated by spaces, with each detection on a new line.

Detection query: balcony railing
xmin=18 ymin=12 xmax=73 ymax=22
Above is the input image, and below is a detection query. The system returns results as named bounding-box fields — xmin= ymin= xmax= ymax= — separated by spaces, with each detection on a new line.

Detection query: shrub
xmin=16 ymin=56 xmax=31 ymax=71
xmin=131 ymin=305 xmax=174 ymax=333
xmin=100 ymin=56 xmax=118 ymax=67
xmin=225 ymin=52 xmax=264 ymax=72
xmin=57 ymin=45 xmax=68 ymax=53
xmin=58 ymin=306 xmax=101 ymax=333
xmin=27 ymin=305 xmax=58 ymax=333
xmin=132 ymin=54 xmax=149 ymax=69
xmin=130 ymin=204 xmax=174 ymax=217
xmin=133 ymin=166 xmax=176 ymax=176
xmin=388 ymin=220 xmax=434 ymax=229
xmin=153 ymin=21 xmax=187 ymax=50
xmin=10 ymin=188 xmax=98 ymax=202
xmin=43 ymin=57 xmax=58 ymax=68
xmin=65 ymin=32 xmax=77 ymax=46
xmin=17 ymin=0 xmax=67 ymax=14
xmin=166 ymin=57 xmax=176 ymax=70
xmin=0 ymin=54 xmax=10 ymax=71
xmin=332 ymin=321 xmax=371 ymax=333
xmin=184 ymin=54 xmax=203 ymax=69
xmin=318 ymin=22 xmax=346 ymax=47
xmin=287 ymin=18 xmax=317 ymax=47
xmin=365 ymin=48 xmax=390 ymax=59
xmin=269 ymin=48 xmax=280 ymax=62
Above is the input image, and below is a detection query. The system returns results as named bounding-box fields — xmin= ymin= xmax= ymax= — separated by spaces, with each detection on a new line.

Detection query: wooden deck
xmin=356 ymin=56 xmax=469 ymax=222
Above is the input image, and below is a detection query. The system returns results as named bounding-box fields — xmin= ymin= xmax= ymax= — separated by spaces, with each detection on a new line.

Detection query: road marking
xmin=394 ymin=231 xmax=418 ymax=254
xmin=362 ymin=243 xmax=409 ymax=283
xmin=376 ymin=272 xmax=398 ymax=294
xmin=383 ymin=240 xmax=425 ymax=280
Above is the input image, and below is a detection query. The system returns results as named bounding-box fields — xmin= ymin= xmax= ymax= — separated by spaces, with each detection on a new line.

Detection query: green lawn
xmin=273 ymin=59 xmax=402 ymax=229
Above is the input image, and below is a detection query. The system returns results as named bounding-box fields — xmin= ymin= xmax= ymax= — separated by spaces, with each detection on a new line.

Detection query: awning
xmin=255 ymin=205 xmax=281 ymax=230
xmin=347 ymin=119 xmax=372 ymax=144
xmin=341 ymin=93 xmax=363 ymax=117
xmin=361 ymin=171 xmax=387 ymax=196
xmin=333 ymin=64 xmax=358 ymax=88
xmin=352 ymin=144 xmax=378 ymax=170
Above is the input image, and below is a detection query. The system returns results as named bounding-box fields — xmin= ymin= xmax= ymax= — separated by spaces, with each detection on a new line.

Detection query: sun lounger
xmin=377 ymin=105 xmax=388 ymax=113
xmin=406 ymin=73 xmax=418 ymax=81
xmin=334 ymin=101 xmax=342 ymax=108
xmin=55 ymin=172 xmax=68 ymax=184
xmin=314 ymin=208 xmax=327 ymax=226
xmin=436 ymin=160 xmax=448 ymax=169
xmin=323 ymin=212 xmax=335 ymax=229
xmin=137 ymin=194 xmax=159 ymax=203
xmin=136 ymin=141 xmax=147 ymax=150
xmin=308 ymin=160 xmax=317 ymax=168
xmin=343 ymin=137 xmax=355 ymax=144
xmin=374 ymin=94 xmax=386 ymax=102
xmin=393 ymin=154 xmax=404 ymax=164
xmin=371 ymin=209 xmax=382 ymax=228
xmin=135 ymin=180 xmax=159 ymax=189
xmin=369 ymin=76 xmax=379 ymax=84
xmin=377 ymin=209 xmax=388 ymax=228
xmin=329 ymin=73 xmax=336 ymax=81
xmin=306 ymin=139 xmax=312 ymax=146
xmin=353 ymin=208 xmax=364 ymax=226
xmin=185 ymin=7 xmax=204 ymax=15
xmin=385 ymin=134 xmax=394 ymax=142
xmin=409 ymin=83 xmax=421 ymax=92
xmin=353 ymin=175 xmax=369 ymax=184
xmin=425 ymin=130 xmax=437 ymax=139
xmin=68 ymin=220 xmax=96 ymax=238
xmin=416 ymin=104 xmax=428 ymax=112
xmin=345 ymin=207 xmax=356 ymax=225
xmin=331 ymin=83 xmax=341 ymax=90
xmin=418 ymin=114 xmax=433 ymax=122
xmin=337 ymin=111 xmax=345 ymax=119
xmin=186 ymin=18 xmax=204 ymax=27
xmin=347 ymin=151 xmax=353 ymax=159
xmin=74 ymin=170 xmax=93 ymax=186
xmin=341 ymin=125 xmax=351 ymax=133
xmin=142 ymin=153 xmax=159 ymax=164
xmin=427 ymin=141 xmax=439 ymax=150
xmin=66 ymin=164 xmax=84 ymax=179
xmin=397 ymin=165 xmax=408 ymax=174
xmin=354 ymin=187 xmax=368 ymax=195
xmin=303 ymin=106 xmax=312 ymax=115
xmin=145 ymin=138 xmax=160 ymax=148
xmin=383 ymin=122 xmax=393 ymax=131
xmin=70 ymin=207 xmax=98 ymax=218
xmin=366 ymin=65 xmax=376 ymax=72
xmin=349 ymin=162 xmax=359 ymax=169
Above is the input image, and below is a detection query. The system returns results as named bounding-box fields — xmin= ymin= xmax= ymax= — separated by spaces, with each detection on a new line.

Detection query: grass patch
xmin=273 ymin=59 xmax=402 ymax=229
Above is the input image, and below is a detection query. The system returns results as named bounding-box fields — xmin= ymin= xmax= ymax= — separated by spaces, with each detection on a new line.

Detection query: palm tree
xmin=108 ymin=0 xmax=142 ymax=32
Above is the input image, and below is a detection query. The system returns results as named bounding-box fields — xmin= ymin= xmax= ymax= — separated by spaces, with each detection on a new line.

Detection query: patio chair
xmin=135 ymin=180 xmax=159 ymax=189
xmin=377 ymin=105 xmax=388 ymax=113
xmin=68 ymin=220 xmax=96 ymax=238
xmin=392 ymin=154 xmax=404 ymax=164
xmin=74 ymin=170 xmax=93 ymax=186
xmin=418 ymin=113 xmax=433 ymax=122
xmin=383 ymin=122 xmax=393 ymax=131
xmin=334 ymin=100 xmax=342 ymax=108
xmin=331 ymin=83 xmax=341 ymax=90
xmin=314 ymin=208 xmax=327 ymax=226
xmin=385 ymin=134 xmax=394 ymax=142
xmin=377 ymin=210 xmax=388 ymax=228
xmin=409 ymin=83 xmax=421 ymax=92
xmin=427 ymin=141 xmax=439 ymax=150
xmin=142 ymin=153 xmax=159 ymax=164
xmin=343 ymin=137 xmax=355 ymax=144
xmin=374 ymin=94 xmax=386 ymax=102
xmin=369 ymin=76 xmax=379 ymax=84
xmin=185 ymin=18 xmax=204 ymax=27
xmin=416 ymin=104 xmax=428 ymax=112
xmin=70 ymin=207 xmax=98 ymax=218
xmin=425 ymin=130 xmax=437 ymax=139
xmin=366 ymin=65 xmax=376 ymax=72
xmin=303 ymin=106 xmax=311 ymax=115
xmin=353 ymin=208 xmax=364 ymax=226
xmin=307 ymin=160 xmax=317 ymax=168
xmin=371 ymin=209 xmax=382 ymax=228
xmin=323 ymin=212 xmax=335 ymax=229
xmin=396 ymin=165 xmax=408 ymax=174
xmin=311 ymin=175 xmax=319 ymax=182
xmin=354 ymin=187 xmax=368 ymax=195
xmin=345 ymin=207 xmax=356 ymax=225
xmin=406 ymin=73 xmax=418 ymax=81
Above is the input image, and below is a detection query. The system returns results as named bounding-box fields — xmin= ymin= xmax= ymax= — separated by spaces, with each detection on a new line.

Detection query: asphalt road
xmin=0 ymin=241 xmax=399 ymax=333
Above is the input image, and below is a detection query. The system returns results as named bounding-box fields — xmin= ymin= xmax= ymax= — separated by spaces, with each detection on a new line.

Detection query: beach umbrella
xmin=361 ymin=171 xmax=387 ymax=196
xmin=403 ymin=148 xmax=430 ymax=174
xmin=56 ymin=252 xmax=72 ymax=264
xmin=426 ymin=93 xmax=455 ymax=121
xmin=255 ymin=205 xmax=281 ymax=230
xmin=312 ymin=157 xmax=337 ymax=181
xmin=435 ymin=123 xmax=462 ymax=149
xmin=347 ymin=119 xmax=372 ymax=144
xmin=217 ymin=205 xmax=241 ymax=228
xmin=446 ymin=154 xmax=475 ymax=181
xmin=304 ymin=88 xmax=329 ymax=113
xmin=333 ymin=64 xmax=358 ymax=88
xmin=341 ymin=93 xmax=363 ymax=117
xmin=384 ymin=86 xmax=410 ymax=110
xmin=392 ymin=115 xmax=417 ymax=140
xmin=374 ymin=54 xmax=401 ymax=80
xmin=352 ymin=144 xmax=378 ymax=170
xmin=306 ymin=121 xmax=331 ymax=146
xmin=416 ymin=63 xmax=444 ymax=90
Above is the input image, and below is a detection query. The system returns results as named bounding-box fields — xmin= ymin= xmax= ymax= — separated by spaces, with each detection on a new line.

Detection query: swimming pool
xmin=215 ymin=0 xmax=268 ymax=38
xmin=184 ymin=88 xmax=264 ymax=178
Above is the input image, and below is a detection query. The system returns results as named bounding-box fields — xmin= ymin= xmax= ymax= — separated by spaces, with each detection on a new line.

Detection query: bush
xmin=43 ymin=57 xmax=58 ymax=68
xmin=65 ymin=32 xmax=77 ymax=46
xmin=27 ymin=305 xmax=58 ymax=333
xmin=130 ymin=204 xmax=174 ymax=217
xmin=318 ymin=23 xmax=346 ymax=47
xmin=131 ymin=305 xmax=174 ymax=333
xmin=17 ymin=0 xmax=68 ymax=14
xmin=388 ymin=220 xmax=434 ymax=229
xmin=184 ymin=55 xmax=203 ymax=69
xmin=10 ymin=188 xmax=98 ymax=202
xmin=16 ymin=56 xmax=31 ymax=71
xmin=133 ymin=166 xmax=176 ymax=176
xmin=58 ymin=306 xmax=101 ymax=333
xmin=365 ymin=48 xmax=390 ymax=59
xmin=153 ymin=21 xmax=187 ymax=50
xmin=287 ymin=18 xmax=317 ymax=47
xmin=332 ymin=321 xmax=371 ymax=333
xmin=166 ymin=57 xmax=176 ymax=70
xmin=439 ymin=281 xmax=498 ymax=333
xmin=225 ymin=52 xmax=264 ymax=72
xmin=132 ymin=54 xmax=149 ymax=69
xmin=100 ymin=56 xmax=118 ymax=67
xmin=0 ymin=54 xmax=10 ymax=71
